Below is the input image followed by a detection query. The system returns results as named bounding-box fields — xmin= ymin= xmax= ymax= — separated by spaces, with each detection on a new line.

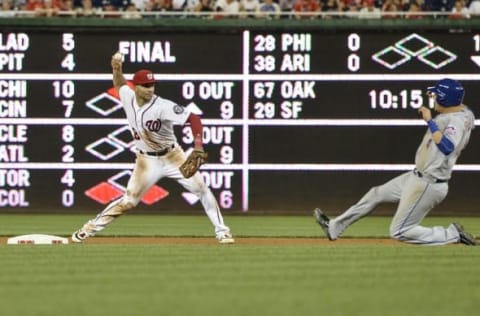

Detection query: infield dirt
xmin=1 ymin=237 xmax=400 ymax=245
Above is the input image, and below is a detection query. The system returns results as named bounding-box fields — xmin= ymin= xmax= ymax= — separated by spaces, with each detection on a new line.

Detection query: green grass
xmin=1 ymin=214 xmax=479 ymax=238
xmin=0 ymin=214 xmax=479 ymax=316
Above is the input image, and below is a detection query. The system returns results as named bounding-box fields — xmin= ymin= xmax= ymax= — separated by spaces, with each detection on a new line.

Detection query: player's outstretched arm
xmin=111 ymin=52 xmax=127 ymax=91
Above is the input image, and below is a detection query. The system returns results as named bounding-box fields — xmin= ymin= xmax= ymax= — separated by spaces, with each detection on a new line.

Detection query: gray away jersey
xmin=118 ymin=85 xmax=191 ymax=152
xmin=415 ymin=107 xmax=475 ymax=180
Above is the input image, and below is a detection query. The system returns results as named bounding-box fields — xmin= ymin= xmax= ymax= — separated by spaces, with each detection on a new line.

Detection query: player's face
xmin=135 ymin=83 xmax=155 ymax=102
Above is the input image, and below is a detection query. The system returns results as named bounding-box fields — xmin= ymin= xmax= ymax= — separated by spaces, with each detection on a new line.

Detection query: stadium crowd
xmin=0 ymin=0 xmax=477 ymax=18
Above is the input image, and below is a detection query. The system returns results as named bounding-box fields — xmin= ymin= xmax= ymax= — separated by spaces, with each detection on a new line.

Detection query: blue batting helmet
xmin=427 ymin=78 xmax=465 ymax=107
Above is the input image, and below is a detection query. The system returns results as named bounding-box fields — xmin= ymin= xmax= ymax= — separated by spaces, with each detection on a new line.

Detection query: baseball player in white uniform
xmin=314 ymin=78 xmax=477 ymax=246
xmin=71 ymin=53 xmax=234 ymax=244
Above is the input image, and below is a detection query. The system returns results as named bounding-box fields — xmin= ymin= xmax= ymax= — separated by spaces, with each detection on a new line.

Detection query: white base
xmin=7 ymin=234 xmax=69 ymax=245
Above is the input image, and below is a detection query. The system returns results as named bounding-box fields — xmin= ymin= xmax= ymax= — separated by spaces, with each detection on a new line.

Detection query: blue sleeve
xmin=427 ymin=120 xmax=454 ymax=155
xmin=437 ymin=136 xmax=455 ymax=155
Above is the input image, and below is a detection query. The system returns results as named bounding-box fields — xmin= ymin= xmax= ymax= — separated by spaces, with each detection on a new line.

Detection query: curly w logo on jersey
xmin=146 ymin=119 xmax=162 ymax=131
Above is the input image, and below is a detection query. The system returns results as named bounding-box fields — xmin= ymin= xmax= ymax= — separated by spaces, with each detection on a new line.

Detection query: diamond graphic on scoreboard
xmin=108 ymin=170 xmax=131 ymax=190
xmin=141 ymin=186 xmax=169 ymax=205
xmin=86 ymin=92 xmax=123 ymax=116
xmin=85 ymin=137 xmax=124 ymax=160
xmin=394 ymin=33 xmax=433 ymax=57
xmin=85 ymin=182 xmax=123 ymax=204
xmin=372 ymin=33 xmax=457 ymax=70
xmin=182 ymin=192 xmax=200 ymax=205
xmin=417 ymin=46 xmax=457 ymax=69
xmin=108 ymin=126 xmax=134 ymax=148
xmin=372 ymin=46 xmax=411 ymax=70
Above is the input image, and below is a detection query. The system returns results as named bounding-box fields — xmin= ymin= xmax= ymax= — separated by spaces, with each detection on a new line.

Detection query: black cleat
xmin=453 ymin=223 xmax=477 ymax=246
xmin=313 ymin=208 xmax=334 ymax=241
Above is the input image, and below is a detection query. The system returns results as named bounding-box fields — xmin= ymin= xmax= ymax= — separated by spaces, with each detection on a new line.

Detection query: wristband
xmin=427 ymin=120 xmax=439 ymax=133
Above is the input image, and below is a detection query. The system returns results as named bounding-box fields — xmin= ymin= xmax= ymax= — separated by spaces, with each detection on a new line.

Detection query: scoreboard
xmin=1 ymin=29 xmax=480 ymax=213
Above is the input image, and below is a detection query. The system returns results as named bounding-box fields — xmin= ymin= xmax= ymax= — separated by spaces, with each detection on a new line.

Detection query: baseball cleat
xmin=71 ymin=221 xmax=96 ymax=243
xmin=217 ymin=232 xmax=235 ymax=244
xmin=313 ymin=208 xmax=334 ymax=241
xmin=453 ymin=223 xmax=477 ymax=246
xmin=71 ymin=230 xmax=89 ymax=243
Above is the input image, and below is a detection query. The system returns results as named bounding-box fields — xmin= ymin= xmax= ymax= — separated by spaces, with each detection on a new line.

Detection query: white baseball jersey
xmin=415 ymin=107 xmax=475 ymax=180
xmin=118 ymin=85 xmax=191 ymax=153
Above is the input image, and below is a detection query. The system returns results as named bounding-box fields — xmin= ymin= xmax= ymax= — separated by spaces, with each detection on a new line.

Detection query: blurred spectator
xmin=256 ymin=0 xmax=281 ymax=17
xmin=214 ymin=0 xmax=241 ymax=17
xmin=469 ymin=0 xmax=480 ymax=14
xmin=25 ymin=0 xmax=45 ymax=15
xmin=150 ymin=0 xmax=173 ymax=12
xmin=60 ymin=0 xmax=76 ymax=15
xmin=340 ymin=0 xmax=362 ymax=13
xmin=194 ymin=0 xmax=214 ymax=10
xmin=0 ymin=0 xmax=16 ymax=17
xmin=279 ymin=0 xmax=296 ymax=14
xmin=72 ymin=0 xmax=102 ymax=9
xmin=382 ymin=0 xmax=402 ymax=18
xmin=424 ymin=0 xmax=455 ymax=11
xmin=152 ymin=0 xmax=173 ymax=10
xmin=171 ymin=0 xmax=185 ymax=9
xmin=43 ymin=0 xmax=62 ymax=16
xmin=92 ymin=0 xmax=103 ymax=6
xmin=358 ymin=0 xmax=381 ymax=17
xmin=185 ymin=0 xmax=200 ymax=11
xmin=293 ymin=0 xmax=321 ymax=19
xmin=449 ymin=0 xmax=470 ymax=17
xmin=110 ymin=0 xmax=131 ymax=9
xmin=321 ymin=0 xmax=340 ymax=17
xmin=240 ymin=0 xmax=260 ymax=17
xmin=123 ymin=2 xmax=142 ymax=16
xmin=408 ymin=0 xmax=427 ymax=10
xmin=405 ymin=0 xmax=424 ymax=18
xmin=9 ymin=0 xmax=26 ymax=9
xmin=24 ymin=0 xmax=62 ymax=16
xmin=131 ymin=0 xmax=150 ymax=10
xmin=142 ymin=0 xmax=172 ymax=17
xmin=76 ymin=0 xmax=99 ymax=16
xmin=102 ymin=0 xmax=120 ymax=17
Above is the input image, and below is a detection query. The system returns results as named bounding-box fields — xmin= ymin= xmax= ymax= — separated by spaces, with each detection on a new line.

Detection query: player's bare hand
xmin=418 ymin=106 xmax=432 ymax=121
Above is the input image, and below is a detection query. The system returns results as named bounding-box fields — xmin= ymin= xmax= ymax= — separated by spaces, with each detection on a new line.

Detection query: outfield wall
xmin=0 ymin=18 xmax=479 ymax=215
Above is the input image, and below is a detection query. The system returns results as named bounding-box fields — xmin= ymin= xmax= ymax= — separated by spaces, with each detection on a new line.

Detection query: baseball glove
xmin=179 ymin=149 xmax=208 ymax=178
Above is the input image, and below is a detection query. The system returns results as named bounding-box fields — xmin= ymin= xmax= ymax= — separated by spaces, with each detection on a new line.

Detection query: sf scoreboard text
xmin=1 ymin=30 xmax=480 ymax=213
